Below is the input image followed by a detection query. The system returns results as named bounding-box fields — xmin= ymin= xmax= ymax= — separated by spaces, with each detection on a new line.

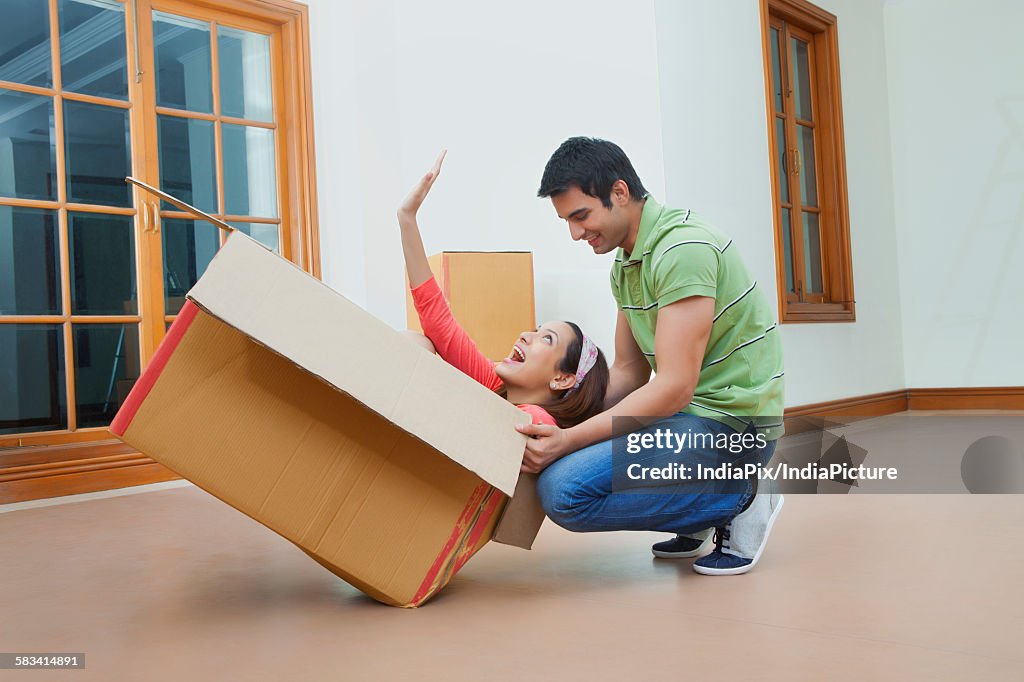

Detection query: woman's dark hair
xmin=495 ymin=322 xmax=608 ymax=428
xmin=537 ymin=137 xmax=648 ymax=208
xmin=542 ymin=321 xmax=610 ymax=428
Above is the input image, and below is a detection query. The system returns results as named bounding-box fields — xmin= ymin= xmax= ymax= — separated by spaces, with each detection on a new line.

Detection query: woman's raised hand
xmin=398 ymin=149 xmax=447 ymax=218
xmin=397 ymin=150 xmax=446 ymax=289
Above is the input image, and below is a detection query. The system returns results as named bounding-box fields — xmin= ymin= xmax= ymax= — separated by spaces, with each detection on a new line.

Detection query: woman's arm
xmin=398 ymin=151 xmax=503 ymax=392
xmin=397 ymin=150 xmax=446 ymax=289
xmin=401 ymin=330 xmax=436 ymax=354
xmin=410 ymin=277 xmax=503 ymax=392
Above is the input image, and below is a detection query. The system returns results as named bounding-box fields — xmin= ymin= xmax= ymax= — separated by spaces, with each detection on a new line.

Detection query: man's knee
xmin=537 ymin=466 xmax=592 ymax=532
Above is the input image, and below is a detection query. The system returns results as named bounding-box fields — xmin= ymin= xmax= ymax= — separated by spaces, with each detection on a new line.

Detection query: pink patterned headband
xmin=573 ymin=334 xmax=599 ymax=389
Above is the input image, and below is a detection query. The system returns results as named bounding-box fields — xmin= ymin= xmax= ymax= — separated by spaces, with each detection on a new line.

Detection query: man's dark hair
xmin=537 ymin=137 xmax=648 ymax=207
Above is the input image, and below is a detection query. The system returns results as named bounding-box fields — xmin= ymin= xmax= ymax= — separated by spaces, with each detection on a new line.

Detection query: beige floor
xmin=2 ymin=419 xmax=1024 ymax=680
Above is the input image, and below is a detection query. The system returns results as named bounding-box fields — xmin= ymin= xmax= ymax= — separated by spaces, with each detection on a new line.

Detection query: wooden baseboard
xmin=3 ymin=387 xmax=1022 ymax=505
xmin=782 ymin=390 xmax=907 ymax=435
xmin=784 ymin=389 xmax=909 ymax=419
xmin=0 ymin=440 xmax=179 ymax=505
xmin=907 ymin=387 xmax=1024 ymax=411
xmin=0 ymin=462 xmax=179 ymax=504
xmin=782 ymin=386 xmax=1024 ymax=434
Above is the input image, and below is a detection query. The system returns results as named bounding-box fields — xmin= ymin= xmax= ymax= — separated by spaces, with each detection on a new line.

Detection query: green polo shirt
xmin=610 ymin=197 xmax=785 ymax=439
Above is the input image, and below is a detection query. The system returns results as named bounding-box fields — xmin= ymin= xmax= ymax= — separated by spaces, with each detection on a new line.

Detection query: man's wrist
xmin=562 ymin=425 xmax=583 ymax=456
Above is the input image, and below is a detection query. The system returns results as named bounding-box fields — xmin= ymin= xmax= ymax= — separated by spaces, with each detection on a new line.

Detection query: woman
xmin=399 ymin=151 xmax=609 ymax=429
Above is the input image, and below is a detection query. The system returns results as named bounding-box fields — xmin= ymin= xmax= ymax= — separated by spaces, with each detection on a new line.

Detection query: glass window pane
xmin=0 ymin=0 xmax=52 ymax=88
xmin=229 ymin=221 xmax=278 ymax=253
xmin=775 ymin=117 xmax=788 ymax=205
xmin=781 ymin=208 xmax=794 ymax=294
xmin=0 ymin=207 xmax=61 ymax=315
xmin=798 ymin=124 xmax=818 ymax=207
xmin=158 ymin=115 xmax=216 ymax=212
xmin=58 ymin=0 xmax=128 ymax=100
xmin=802 ymin=212 xmax=823 ymax=293
xmin=68 ymin=212 xmax=136 ymax=315
xmin=770 ymin=27 xmax=783 ymax=114
xmin=0 ymin=90 xmax=57 ymax=201
xmin=63 ymin=100 xmax=131 ymax=206
xmin=791 ymin=37 xmax=813 ymax=121
xmin=72 ymin=322 xmax=140 ymax=427
xmin=153 ymin=12 xmax=212 ymax=113
xmin=222 ymin=124 xmax=277 ymax=217
xmin=0 ymin=324 xmax=67 ymax=435
xmin=163 ymin=218 xmax=220 ymax=314
xmin=218 ymin=26 xmax=273 ymax=122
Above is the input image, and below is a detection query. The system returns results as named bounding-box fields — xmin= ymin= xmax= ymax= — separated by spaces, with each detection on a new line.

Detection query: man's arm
xmin=572 ymin=296 xmax=714 ymax=445
xmin=603 ymin=310 xmax=652 ymax=410
xmin=520 ymin=295 xmax=714 ymax=472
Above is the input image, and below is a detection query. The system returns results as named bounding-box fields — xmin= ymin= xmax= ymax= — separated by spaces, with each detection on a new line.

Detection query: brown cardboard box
xmin=405 ymin=252 xmax=535 ymax=361
xmin=110 ymin=233 xmax=540 ymax=607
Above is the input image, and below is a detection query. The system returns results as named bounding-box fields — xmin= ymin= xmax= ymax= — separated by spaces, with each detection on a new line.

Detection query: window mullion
xmin=800 ymin=24 xmax=827 ymax=304
xmin=128 ymin=0 xmax=166 ymax=363
xmin=782 ymin=20 xmax=807 ymax=303
xmin=44 ymin=0 xmax=77 ymax=432
xmin=811 ymin=30 xmax=840 ymax=304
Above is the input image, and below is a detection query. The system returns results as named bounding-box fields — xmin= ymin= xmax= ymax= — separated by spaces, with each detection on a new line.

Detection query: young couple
xmin=400 ymin=138 xmax=786 ymax=575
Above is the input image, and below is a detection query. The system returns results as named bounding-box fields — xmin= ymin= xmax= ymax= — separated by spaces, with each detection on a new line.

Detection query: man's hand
xmin=516 ymin=422 xmax=574 ymax=473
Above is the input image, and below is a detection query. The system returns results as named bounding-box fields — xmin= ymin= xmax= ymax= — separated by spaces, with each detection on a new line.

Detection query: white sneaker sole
xmin=693 ymin=494 xmax=785 ymax=576
xmin=651 ymin=533 xmax=714 ymax=559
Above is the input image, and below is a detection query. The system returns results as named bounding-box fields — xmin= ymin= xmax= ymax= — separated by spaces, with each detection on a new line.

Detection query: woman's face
xmin=495 ymin=320 xmax=578 ymax=391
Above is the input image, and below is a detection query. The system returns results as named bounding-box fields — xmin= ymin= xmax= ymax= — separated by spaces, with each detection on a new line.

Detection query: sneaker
xmin=651 ymin=528 xmax=714 ymax=558
xmin=693 ymin=491 xmax=785 ymax=576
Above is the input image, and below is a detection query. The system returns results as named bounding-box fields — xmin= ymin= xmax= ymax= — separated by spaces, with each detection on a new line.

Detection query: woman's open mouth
xmin=506 ymin=344 xmax=526 ymax=363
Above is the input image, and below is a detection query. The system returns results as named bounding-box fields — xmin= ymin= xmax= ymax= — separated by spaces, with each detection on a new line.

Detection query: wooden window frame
xmin=1 ymin=0 xmax=319 ymax=502
xmin=760 ymin=0 xmax=855 ymax=323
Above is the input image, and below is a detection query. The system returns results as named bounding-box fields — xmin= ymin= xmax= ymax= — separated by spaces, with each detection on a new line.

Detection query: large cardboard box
xmin=110 ymin=233 xmax=541 ymax=607
xmin=405 ymin=251 xmax=535 ymax=361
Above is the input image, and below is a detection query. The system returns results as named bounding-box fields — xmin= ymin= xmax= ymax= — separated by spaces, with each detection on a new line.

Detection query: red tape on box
xmin=109 ymin=300 xmax=200 ymax=437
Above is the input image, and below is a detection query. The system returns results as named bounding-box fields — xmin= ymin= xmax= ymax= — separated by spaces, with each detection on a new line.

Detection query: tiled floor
xmin=2 ymin=413 xmax=1023 ymax=680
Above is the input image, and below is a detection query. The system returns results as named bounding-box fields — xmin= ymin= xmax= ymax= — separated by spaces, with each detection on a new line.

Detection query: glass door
xmin=1 ymin=0 xmax=287 ymax=441
xmin=142 ymin=0 xmax=283 ymax=331
xmin=1 ymin=0 xmax=143 ymax=436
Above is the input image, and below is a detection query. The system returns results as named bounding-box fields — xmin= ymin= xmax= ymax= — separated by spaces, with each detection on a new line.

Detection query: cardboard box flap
xmin=187 ymin=233 xmax=529 ymax=496
xmin=492 ymin=472 xmax=546 ymax=549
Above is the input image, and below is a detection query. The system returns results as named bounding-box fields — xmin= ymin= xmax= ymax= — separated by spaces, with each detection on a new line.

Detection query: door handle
xmin=140 ymin=201 xmax=159 ymax=234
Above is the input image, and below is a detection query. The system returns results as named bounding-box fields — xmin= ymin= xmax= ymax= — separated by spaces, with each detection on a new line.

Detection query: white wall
xmin=303 ymin=0 xmax=1017 ymax=408
xmin=306 ymin=0 xmax=667 ymax=358
xmin=654 ymin=0 xmax=906 ymax=405
xmin=884 ymin=0 xmax=1024 ymax=387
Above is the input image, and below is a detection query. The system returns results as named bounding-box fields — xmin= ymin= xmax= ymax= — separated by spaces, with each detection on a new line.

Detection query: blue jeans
xmin=536 ymin=414 xmax=777 ymax=535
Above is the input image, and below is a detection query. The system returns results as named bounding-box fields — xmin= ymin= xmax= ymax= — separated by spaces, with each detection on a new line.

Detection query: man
xmin=517 ymin=137 xmax=785 ymax=575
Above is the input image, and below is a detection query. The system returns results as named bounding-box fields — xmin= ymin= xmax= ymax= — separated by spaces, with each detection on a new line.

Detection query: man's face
xmin=550 ymin=184 xmax=631 ymax=255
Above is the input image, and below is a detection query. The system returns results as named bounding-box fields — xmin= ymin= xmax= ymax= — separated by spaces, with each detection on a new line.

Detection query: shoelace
xmin=713 ymin=526 xmax=733 ymax=552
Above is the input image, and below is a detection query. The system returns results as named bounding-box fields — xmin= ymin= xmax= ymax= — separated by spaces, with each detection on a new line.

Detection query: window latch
xmin=130 ymin=0 xmax=143 ymax=84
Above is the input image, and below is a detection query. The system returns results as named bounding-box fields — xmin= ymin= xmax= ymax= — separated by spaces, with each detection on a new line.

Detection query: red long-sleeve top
xmin=409 ymin=276 xmax=557 ymax=427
